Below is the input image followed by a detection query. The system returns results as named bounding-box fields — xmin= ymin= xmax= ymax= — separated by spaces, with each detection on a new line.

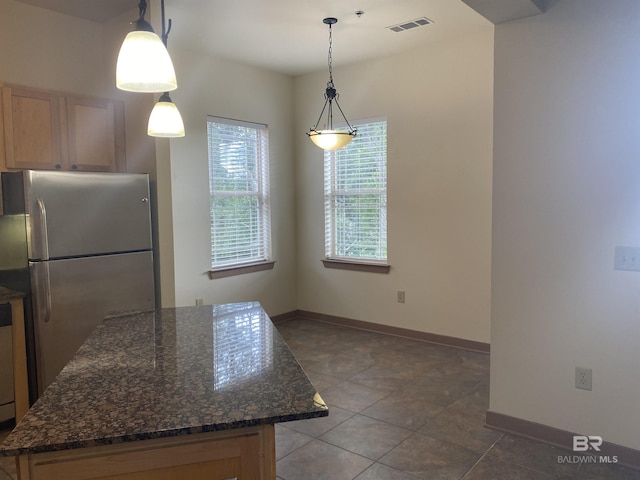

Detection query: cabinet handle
xmin=54 ymin=164 xmax=61 ymax=169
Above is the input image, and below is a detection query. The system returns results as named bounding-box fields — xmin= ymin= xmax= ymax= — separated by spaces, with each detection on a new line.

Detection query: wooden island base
xmin=16 ymin=424 xmax=275 ymax=480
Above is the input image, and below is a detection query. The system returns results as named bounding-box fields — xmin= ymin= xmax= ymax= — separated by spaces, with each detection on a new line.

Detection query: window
xmin=324 ymin=118 xmax=387 ymax=270
xmin=207 ymin=116 xmax=272 ymax=276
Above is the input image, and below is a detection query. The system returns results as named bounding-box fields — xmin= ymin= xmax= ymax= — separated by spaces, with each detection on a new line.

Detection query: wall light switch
xmin=614 ymin=246 xmax=640 ymax=272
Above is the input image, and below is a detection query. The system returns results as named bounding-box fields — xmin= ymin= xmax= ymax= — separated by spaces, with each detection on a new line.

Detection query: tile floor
xmin=1 ymin=318 xmax=639 ymax=479
xmin=273 ymin=319 xmax=640 ymax=480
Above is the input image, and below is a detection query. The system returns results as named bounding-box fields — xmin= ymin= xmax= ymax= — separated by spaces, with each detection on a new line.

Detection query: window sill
xmin=208 ymin=261 xmax=276 ymax=279
xmin=322 ymin=259 xmax=390 ymax=274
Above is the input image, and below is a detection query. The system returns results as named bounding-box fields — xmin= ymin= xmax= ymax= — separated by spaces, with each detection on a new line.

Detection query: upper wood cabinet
xmin=0 ymin=84 xmax=126 ymax=172
xmin=66 ymin=95 xmax=125 ymax=172
xmin=1 ymin=85 xmax=64 ymax=171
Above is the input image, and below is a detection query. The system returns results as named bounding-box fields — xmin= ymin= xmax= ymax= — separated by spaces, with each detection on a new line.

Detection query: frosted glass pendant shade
xmin=116 ymin=30 xmax=177 ymax=93
xmin=308 ymin=130 xmax=355 ymax=150
xmin=148 ymin=94 xmax=185 ymax=137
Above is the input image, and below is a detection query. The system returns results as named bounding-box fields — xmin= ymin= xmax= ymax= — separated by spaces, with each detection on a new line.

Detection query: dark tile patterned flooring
xmin=273 ymin=319 xmax=640 ymax=480
xmin=1 ymin=318 xmax=639 ymax=479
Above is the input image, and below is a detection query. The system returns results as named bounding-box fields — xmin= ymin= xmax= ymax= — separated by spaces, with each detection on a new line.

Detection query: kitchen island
xmin=0 ymin=302 xmax=327 ymax=479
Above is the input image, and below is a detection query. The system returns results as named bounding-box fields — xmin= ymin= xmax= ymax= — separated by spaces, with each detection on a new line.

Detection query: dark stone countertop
xmin=0 ymin=286 xmax=24 ymax=303
xmin=0 ymin=302 xmax=327 ymax=456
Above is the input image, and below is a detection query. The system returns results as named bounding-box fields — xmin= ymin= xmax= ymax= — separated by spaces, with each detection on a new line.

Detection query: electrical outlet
xmin=195 ymin=298 xmax=204 ymax=306
xmin=397 ymin=291 xmax=405 ymax=303
xmin=575 ymin=367 xmax=592 ymax=391
xmin=614 ymin=246 xmax=640 ymax=271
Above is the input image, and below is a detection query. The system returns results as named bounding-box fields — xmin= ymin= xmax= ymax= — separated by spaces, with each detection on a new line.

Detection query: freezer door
xmin=30 ymin=251 xmax=155 ymax=394
xmin=5 ymin=170 xmax=152 ymax=260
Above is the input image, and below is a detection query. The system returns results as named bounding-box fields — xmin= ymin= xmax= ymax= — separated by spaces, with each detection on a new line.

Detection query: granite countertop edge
xmin=0 ymin=286 xmax=25 ymax=302
xmin=1 ymin=410 xmax=328 ymax=457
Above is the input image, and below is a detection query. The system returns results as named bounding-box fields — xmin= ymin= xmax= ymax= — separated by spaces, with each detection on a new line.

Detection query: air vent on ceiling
xmin=386 ymin=17 xmax=433 ymax=33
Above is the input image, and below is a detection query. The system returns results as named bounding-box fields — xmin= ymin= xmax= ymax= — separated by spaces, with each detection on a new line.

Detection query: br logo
xmin=573 ymin=435 xmax=603 ymax=452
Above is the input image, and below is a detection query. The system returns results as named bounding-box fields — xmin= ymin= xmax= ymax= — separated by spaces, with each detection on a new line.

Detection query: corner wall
xmin=491 ymin=0 xmax=640 ymax=449
xmin=294 ymin=29 xmax=494 ymax=343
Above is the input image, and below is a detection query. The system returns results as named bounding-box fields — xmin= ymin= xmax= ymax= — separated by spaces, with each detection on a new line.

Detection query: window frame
xmin=207 ymin=115 xmax=274 ymax=278
xmin=323 ymin=117 xmax=389 ymax=273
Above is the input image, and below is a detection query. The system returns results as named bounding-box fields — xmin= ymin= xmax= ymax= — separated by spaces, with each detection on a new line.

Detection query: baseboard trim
xmin=269 ymin=310 xmax=299 ymax=324
xmin=273 ymin=309 xmax=490 ymax=353
xmin=486 ymin=411 xmax=640 ymax=470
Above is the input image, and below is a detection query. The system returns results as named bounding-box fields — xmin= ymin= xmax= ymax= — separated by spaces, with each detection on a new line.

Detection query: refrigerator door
xmin=3 ymin=170 xmax=152 ymax=260
xmin=30 ymin=251 xmax=155 ymax=393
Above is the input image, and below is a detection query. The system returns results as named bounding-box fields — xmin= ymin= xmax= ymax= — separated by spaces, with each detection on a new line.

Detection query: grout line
xmin=460 ymin=432 xmax=505 ymax=479
xmin=274 ymin=403 xmax=356 ymax=463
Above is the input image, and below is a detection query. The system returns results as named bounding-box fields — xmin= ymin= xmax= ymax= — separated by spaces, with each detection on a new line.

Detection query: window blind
xmin=207 ymin=116 xmax=271 ymax=269
xmin=324 ymin=119 xmax=387 ymax=262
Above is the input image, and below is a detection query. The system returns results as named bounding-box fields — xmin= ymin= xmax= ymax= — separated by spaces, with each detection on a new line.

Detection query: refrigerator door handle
xmin=33 ymin=197 xmax=50 ymax=261
xmin=31 ymin=262 xmax=52 ymax=324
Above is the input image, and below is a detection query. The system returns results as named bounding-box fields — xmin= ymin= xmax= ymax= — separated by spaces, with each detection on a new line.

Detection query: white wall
xmin=491 ymin=0 xmax=640 ymax=449
xmin=294 ymin=29 xmax=494 ymax=343
xmin=0 ymin=0 xmax=106 ymax=93
xmin=161 ymin=47 xmax=298 ymax=316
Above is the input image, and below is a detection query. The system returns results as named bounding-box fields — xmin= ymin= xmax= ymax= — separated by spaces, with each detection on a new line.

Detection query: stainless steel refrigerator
xmin=0 ymin=170 xmax=155 ymax=400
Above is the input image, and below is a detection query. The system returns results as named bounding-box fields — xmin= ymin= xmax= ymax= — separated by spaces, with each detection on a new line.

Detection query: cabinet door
xmin=23 ymin=426 xmax=273 ymax=480
xmin=66 ymin=96 xmax=125 ymax=172
xmin=1 ymin=86 xmax=64 ymax=170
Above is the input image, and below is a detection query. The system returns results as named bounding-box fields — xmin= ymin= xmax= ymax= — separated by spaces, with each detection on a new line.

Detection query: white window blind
xmin=207 ymin=116 xmax=271 ymax=269
xmin=324 ymin=118 xmax=387 ymax=262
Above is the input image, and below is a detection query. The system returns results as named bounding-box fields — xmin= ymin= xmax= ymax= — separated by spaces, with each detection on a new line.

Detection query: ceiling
xmin=15 ymin=0 xmax=494 ymax=75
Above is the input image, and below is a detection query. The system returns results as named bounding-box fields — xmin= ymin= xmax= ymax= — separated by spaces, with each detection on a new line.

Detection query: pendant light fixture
xmin=116 ymin=0 xmax=177 ymax=93
xmin=307 ymin=17 xmax=356 ymax=151
xmin=146 ymin=1 xmax=185 ymax=137
xmin=148 ymin=92 xmax=185 ymax=137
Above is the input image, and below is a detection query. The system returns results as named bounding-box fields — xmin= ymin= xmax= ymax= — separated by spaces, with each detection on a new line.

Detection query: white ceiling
xmin=15 ymin=0 xmax=494 ymax=75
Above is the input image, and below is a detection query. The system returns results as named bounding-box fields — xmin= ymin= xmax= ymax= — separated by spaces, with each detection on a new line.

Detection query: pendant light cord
xmin=137 ymin=0 xmax=147 ymax=21
xmin=327 ymin=23 xmax=334 ymax=88
xmin=160 ymin=0 xmax=173 ymax=99
xmin=326 ymin=20 xmax=355 ymax=134
xmin=160 ymin=0 xmax=172 ymax=47
xmin=309 ymin=17 xmax=356 ymax=136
